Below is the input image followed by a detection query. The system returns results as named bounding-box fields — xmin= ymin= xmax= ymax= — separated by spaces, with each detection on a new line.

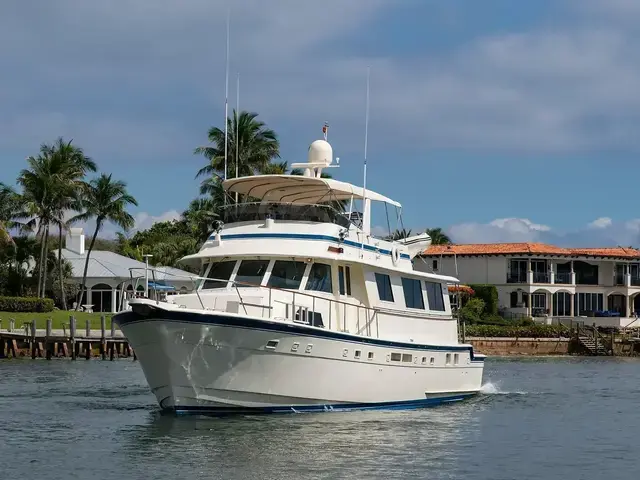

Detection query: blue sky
xmin=2 ymin=0 xmax=640 ymax=246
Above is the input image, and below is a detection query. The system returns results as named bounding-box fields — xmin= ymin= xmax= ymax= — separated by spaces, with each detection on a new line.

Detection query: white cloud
xmin=588 ymin=217 xmax=613 ymax=229
xmin=448 ymin=216 xmax=640 ymax=247
xmin=70 ymin=209 xmax=182 ymax=239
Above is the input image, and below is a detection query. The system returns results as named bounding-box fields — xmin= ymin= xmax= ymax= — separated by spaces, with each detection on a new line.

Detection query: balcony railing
xmin=615 ymin=274 xmax=625 ymax=286
xmin=507 ymin=273 xmax=527 ymax=283
xmin=632 ymin=276 xmax=640 ymax=287
xmin=533 ymin=272 xmax=550 ymax=283
xmin=555 ymin=272 xmax=572 ymax=284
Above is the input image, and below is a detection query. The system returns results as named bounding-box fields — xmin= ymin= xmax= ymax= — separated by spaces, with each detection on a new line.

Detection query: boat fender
xmin=391 ymin=246 xmax=400 ymax=265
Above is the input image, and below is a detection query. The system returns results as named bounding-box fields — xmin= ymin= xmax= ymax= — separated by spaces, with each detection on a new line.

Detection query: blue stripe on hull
xmin=169 ymin=393 xmax=476 ymax=416
xmin=209 ymin=232 xmax=412 ymax=260
xmin=114 ymin=307 xmax=485 ymax=362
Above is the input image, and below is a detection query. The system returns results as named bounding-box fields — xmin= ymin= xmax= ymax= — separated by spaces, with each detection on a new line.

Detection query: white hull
xmin=116 ymin=306 xmax=484 ymax=414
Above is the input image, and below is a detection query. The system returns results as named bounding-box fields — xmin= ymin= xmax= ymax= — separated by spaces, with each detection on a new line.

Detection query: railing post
xmin=268 ymin=288 xmax=272 ymax=319
xmin=328 ymin=300 xmax=332 ymax=330
xmin=9 ymin=318 xmax=14 ymax=332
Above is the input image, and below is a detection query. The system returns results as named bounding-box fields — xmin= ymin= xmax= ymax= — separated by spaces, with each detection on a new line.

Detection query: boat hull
xmin=114 ymin=306 xmax=485 ymax=415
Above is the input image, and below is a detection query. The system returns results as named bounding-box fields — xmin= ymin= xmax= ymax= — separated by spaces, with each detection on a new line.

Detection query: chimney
xmin=66 ymin=227 xmax=85 ymax=255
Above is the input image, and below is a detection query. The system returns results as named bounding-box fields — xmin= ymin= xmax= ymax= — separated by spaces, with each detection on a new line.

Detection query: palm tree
xmin=72 ymin=174 xmax=137 ymax=310
xmin=0 ymin=183 xmax=25 ymax=248
xmin=182 ymin=197 xmax=220 ymax=243
xmin=425 ymin=227 xmax=452 ymax=245
xmin=194 ymin=109 xmax=280 ymax=188
xmin=387 ymin=228 xmax=412 ymax=241
xmin=48 ymin=138 xmax=96 ymax=308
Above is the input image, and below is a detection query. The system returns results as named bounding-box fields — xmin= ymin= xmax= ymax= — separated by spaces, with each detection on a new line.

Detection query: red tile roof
xmin=423 ymin=243 xmax=640 ymax=259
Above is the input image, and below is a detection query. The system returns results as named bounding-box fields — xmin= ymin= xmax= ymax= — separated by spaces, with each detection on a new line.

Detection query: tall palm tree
xmin=72 ymin=174 xmax=137 ymax=310
xmin=48 ymin=138 xmax=96 ymax=309
xmin=182 ymin=197 xmax=220 ymax=243
xmin=425 ymin=227 xmax=452 ymax=245
xmin=194 ymin=109 xmax=280 ymax=187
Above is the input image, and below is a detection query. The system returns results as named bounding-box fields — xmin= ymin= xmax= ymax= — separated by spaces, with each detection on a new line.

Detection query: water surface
xmin=0 ymin=357 xmax=637 ymax=479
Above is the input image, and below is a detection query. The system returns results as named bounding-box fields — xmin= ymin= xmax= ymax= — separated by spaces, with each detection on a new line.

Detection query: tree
xmin=387 ymin=229 xmax=412 ymax=241
xmin=48 ymin=138 xmax=97 ymax=309
xmin=0 ymin=183 xmax=25 ymax=248
xmin=182 ymin=198 xmax=220 ymax=243
xmin=194 ymin=109 xmax=280 ymax=187
xmin=425 ymin=227 xmax=452 ymax=245
xmin=72 ymin=174 xmax=137 ymax=310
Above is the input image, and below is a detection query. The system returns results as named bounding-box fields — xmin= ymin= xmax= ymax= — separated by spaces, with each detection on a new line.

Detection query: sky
xmin=2 ymin=0 xmax=640 ymax=246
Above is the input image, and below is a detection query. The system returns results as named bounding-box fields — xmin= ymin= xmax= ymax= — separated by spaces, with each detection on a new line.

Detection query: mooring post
xmin=70 ymin=315 xmax=76 ymax=360
xmin=30 ymin=319 xmax=37 ymax=359
xmin=593 ymin=322 xmax=598 ymax=355
xmin=46 ymin=318 xmax=53 ymax=360
xmin=100 ymin=315 xmax=107 ymax=360
xmin=85 ymin=318 xmax=90 ymax=338
xmin=9 ymin=318 xmax=14 ymax=333
xmin=110 ymin=318 xmax=116 ymax=338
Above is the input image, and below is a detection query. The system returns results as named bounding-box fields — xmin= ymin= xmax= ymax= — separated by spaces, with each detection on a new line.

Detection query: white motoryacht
xmin=113 ymin=133 xmax=485 ymax=414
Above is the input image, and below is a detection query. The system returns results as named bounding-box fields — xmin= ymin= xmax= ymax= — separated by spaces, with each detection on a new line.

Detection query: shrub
xmin=468 ymin=284 xmax=498 ymax=315
xmin=476 ymin=313 xmax=509 ymax=326
xmin=0 ymin=296 xmax=55 ymax=313
xmin=466 ymin=324 xmax=570 ymax=338
xmin=459 ymin=298 xmax=485 ymax=324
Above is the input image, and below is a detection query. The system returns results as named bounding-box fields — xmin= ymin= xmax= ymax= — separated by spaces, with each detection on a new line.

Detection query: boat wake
xmin=480 ymin=381 xmax=527 ymax=395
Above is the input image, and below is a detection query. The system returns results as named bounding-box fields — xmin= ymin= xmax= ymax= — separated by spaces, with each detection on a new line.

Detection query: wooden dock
xmin=0 ymin=316 xmax=135 ymax=361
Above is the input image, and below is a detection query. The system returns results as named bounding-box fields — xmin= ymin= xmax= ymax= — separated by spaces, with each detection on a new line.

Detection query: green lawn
xmin=0 ymin=311 xmax=114 ymax=330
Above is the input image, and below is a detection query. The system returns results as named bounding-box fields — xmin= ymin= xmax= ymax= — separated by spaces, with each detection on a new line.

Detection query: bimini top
xmin=222 ymin=175 xmax=401 ymax=208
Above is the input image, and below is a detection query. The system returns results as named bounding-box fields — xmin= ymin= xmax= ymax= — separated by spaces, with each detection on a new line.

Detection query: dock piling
xmin=30 ymin=320 xmax=36 ymax=359
xmin=100 ymin=315 xmax=107 ymax=360
xmin=8 ymin=318 xmax=14 ymax=333
xmin=46 ymin=318 xmax=53 ymax=360
xmin=70 ymin=315 xmax=76 ymax=360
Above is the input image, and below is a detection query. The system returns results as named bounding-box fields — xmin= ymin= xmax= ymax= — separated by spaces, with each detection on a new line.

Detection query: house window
xmin=267 ymin=260 xmax=306 ymax=289
xmin=432 ymin=259 xmax=438 ymax=271
xmin=202 ymin=260 xmax=237 ymax=289
xmin=401 ymin=277 xmax=425 ymax=309
xmin=235 ymin=260 xmax=269 ymax=286
xmin=510 ymin=291 xmax=519 ymax=308
xmin=305 ymin=263 xmax=332 ymax=293
xmin=375 ymin=273 xmax=394 ymax=302
xmin=338 ymin=266 xmax=352 ymax=296
xmin=425 ymin=281 xmax=445 ymax=311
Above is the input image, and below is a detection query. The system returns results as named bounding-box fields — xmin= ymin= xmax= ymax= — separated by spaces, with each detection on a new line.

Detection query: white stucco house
xmin=61 ymin=228 xmax=197 ymax=313
xmin=417 ymin=242 xmax=640 ymax=328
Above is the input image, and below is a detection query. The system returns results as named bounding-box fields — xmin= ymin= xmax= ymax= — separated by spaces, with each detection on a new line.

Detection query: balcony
xmin=555 ymin=272 xmax=572 ymax=284
xmin=507 ymin=273 xmax=527 ymax=284
xmin=533 ymin=272 xmax=550 ymax=283
xmin=632 ymin=276 xmax=640 ymax=287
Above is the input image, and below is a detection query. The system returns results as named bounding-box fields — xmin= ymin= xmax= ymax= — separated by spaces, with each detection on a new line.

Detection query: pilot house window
xmin=338 ymin=266 xmax=352 ymax=295
xmin=306 ymin=263 xmax=333 ymax=293
xmin=375 ymin=273 xmax=394 ymax=302
xmin=401 ymin=277 xmax=425 ymax=309
xmin=202 ymin=261 xmax=236 ymax=289
xmin=425 ymin=281 xmax=445 ymax=311
xmin=235 ymin=260 xmax=269 ymax=287
xmin=267 ymin=261 xmax=306 ymax=289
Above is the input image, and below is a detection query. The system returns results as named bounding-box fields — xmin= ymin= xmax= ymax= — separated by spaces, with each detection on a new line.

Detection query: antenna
xmin=322 ymin=122 xmax=329 ymax=141
xmin=360 ymin=66 xmax=371 ymax=258
xmin=223 ymin=7 xmax=230 ymax=181
xmin=235 ymin=72 xmax=240 ymax=203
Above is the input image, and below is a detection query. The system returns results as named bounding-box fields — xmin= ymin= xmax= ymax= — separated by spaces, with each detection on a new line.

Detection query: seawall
xmin=469 ymin=337 xmax=640 ymax=356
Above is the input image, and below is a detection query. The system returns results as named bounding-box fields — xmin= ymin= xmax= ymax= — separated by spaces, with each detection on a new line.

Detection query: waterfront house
xmin=417 ymin=242 xmax=640 ymax=328
xmin=61 ymin=228 xmax=195 ymax=313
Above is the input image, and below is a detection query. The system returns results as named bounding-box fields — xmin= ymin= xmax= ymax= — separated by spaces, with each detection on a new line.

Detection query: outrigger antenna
xmin=322 ymin=122 xmax=329 ymax=141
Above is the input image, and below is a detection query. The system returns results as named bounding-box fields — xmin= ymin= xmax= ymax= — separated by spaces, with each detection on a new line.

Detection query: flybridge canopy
xmin=222 ymin=175 xmax=402 ymax=208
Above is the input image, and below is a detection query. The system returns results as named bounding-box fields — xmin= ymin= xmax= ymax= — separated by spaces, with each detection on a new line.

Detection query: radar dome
xmin=307 ymin=139 xmax=333 ymax=166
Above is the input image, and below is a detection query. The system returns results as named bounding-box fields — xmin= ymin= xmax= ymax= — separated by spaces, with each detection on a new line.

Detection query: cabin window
xmin=445 ymin=353 xmax=451 ymax=365
xmin=390 ymin=352 xmax=401 ymax=361
xmin=421 ymin=356 xmax=427 ymax=364
xmin=425 ymin=281 xmax=445 ymax=311
xmin=267 ymin=260 xmax=306 ymax=289
xmin=305 ymin=263 xmax=333 ymax=293
xmin=202 ymin=260 xmax=236 ymax=289
xmin=375 ymin=273 xmax=394 ymax=302
xmin=454 ymin=353 xmax=459 ymax=365
xmin=368 ymin=352 xmax=374 ymax=360
xmin=338 ymin=266 xmax=352 ymax=296
xmin=355 ymin=350 xmax=361 ymax=359
xmin=235 ymin=260 xmax=269 ymax=287
xmin=401 ymin=354 xmax=412 ymax=363
xmin=401 ymin=277 xmax=425 ymax=309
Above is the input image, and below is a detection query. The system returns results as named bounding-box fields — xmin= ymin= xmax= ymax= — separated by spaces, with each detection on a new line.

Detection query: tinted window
xmin=401 ymin=277 xmax=425 ymax=309
xmin=305 ymin=263 xmax=333 ymax=293
xmin=425 ymin=281 xmax=445 ymax=311
xmin=338 ymin=266 xmax=352 ymax=295
xmin=267 ymin=261 xmax=306 ymax=289
xmin=235 ymin=260 xmax=269 ymax=286
xmin=202 ymin=261 xmax=236 ymax=289
xmin=375 ymin=273 xmax=394 ymax=302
